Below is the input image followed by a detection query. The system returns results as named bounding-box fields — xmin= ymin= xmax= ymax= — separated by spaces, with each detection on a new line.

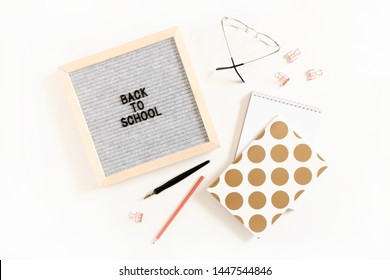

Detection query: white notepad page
xmin=236 ymin=92 xmax=323 ymax=210
xmin=236 ymin=92 xmax=322 ymax=155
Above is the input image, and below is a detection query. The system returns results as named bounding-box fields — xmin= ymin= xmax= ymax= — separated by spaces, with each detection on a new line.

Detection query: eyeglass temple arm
xmin=216 ymin=57 xmax=245 ymax=83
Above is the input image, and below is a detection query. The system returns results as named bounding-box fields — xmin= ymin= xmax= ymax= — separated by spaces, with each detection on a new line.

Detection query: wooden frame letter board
xmin=59 ymin=27 xmax=219 ymax=186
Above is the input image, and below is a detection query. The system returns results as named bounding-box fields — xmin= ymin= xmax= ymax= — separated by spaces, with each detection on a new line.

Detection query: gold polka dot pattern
xmin=271 ymin=191 xmax=290 ymax=209
xmin=209 ymin=177 xmax=220 ymax=188
xmin=317 ymin=166 xmax=328 ymax=177
xmin=294 ymin=144 xmax=312 ymax=162
xmin=249 ymin=214 xmax=267 ymax=233
xmin=293 ymin=131 xmax=302 ymax=139
xmin=271 ymin=168 xmax=289 ymax=186
xmin=234 ymin=215 xmax=244 ymax=224
xmin=294 ymin=167 xmax=312 ymax=185
xmin=210 ymin=192 xmax=220 ymax=202
xmin=271 ymin=213 xmax=282 ymax=224
xmin=248 ymin=192 xmax=267 ymax=209
xmin=206 ymin=116 xmax=328 ymax=238
xmin=271 ymin=144 xmax=289 ymax=162
xmin=294 ymin=190 xmax=305 ymax=201
xmin=248 ymin=168 xmax=266 ymax=186
xmin=225 ymin=169 xmax=243 ymax=187
xmin=317 ymin=153 xmax=325 ymax=161
xmin=233 ymin=153 xmax=242 ymax=164
xmin=247 ymin=145 xmax=266 ymax=163
xmin=256 ymin=130 xmax=265 ymax=140
xmin=270 ymin=121 xmax=288 ymax=139
xmin=225 ymin=192 xmax=243 ymax=210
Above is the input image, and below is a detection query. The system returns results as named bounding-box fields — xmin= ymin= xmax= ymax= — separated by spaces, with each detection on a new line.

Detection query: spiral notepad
xmin=236 ymin=92 xmax=322 ymax=155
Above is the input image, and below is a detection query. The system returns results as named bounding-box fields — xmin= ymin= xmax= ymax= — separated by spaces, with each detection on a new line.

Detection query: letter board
xmin=59 ymin=27 xmax=219 ymax=186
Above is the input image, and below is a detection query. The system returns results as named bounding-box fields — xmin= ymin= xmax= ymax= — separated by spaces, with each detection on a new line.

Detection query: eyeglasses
xmin=216 ymin=17 xmax=280 ymax=83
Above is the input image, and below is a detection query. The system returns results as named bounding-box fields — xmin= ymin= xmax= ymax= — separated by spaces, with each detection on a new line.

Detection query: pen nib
xmin=144 ymin=192 xmax=155 ymax=200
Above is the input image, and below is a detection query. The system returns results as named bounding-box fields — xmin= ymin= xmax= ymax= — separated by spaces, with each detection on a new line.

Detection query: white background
xmin=1 ymin=0 xmax=389 ymax=259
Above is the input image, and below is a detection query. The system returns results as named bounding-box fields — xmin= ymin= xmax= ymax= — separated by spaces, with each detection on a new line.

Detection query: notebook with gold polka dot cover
xmin=207 ymin=116 xmax=328 ymax=237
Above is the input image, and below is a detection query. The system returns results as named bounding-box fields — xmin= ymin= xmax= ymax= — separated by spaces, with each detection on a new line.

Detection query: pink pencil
xmin=152 ymin=176 xmax=204 ymax=244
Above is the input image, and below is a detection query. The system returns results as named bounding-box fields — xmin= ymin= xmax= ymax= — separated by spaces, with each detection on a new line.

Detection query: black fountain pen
xmin=144 ymin=160 xmax=210 ymax=199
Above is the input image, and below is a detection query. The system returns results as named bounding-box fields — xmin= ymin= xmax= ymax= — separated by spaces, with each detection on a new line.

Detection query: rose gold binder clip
xmin=128 ymin=211 xmax=143 ymax=223
xmin=285 ymin=48 xmax=301 ymax=63
xmin=275 ymin=72 xmax=290 ymax=86
xmin=306 ymin=69 xmax=323 ymax=80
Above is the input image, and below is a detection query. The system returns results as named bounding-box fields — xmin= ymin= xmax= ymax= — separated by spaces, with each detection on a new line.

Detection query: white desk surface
xmin=1 ymin=0 xmax=389 ymax=259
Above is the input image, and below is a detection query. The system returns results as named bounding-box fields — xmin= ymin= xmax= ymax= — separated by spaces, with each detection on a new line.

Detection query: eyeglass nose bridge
xmin=245 ymin=26 xmax=257 ymax=35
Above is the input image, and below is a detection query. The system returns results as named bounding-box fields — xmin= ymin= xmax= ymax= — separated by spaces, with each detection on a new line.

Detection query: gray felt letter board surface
xmin=59 ymin=27 xmax=219 ymax=186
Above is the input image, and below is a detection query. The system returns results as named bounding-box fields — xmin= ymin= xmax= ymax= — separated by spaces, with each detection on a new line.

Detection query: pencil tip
xmin=152 ymin=237 xmax=157 ymax=244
